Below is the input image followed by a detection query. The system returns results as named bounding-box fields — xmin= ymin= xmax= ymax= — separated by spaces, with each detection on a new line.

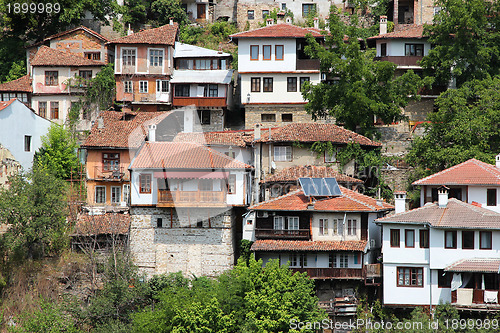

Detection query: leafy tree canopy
xmin=406 ymin=76 xmax=500 ymax=173
xmin=420 ymin=0 xmax=500 ymax=88
xmin=121 ymin=0 xmax=188 ymax=30
xmin=302 ymin=8 xmax=427 ymax=138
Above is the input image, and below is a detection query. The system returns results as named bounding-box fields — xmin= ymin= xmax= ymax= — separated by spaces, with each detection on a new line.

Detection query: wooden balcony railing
xmin=172 ymin=96 xmax=227 ymax=108
xmin=255 ymin=229 xmax=310 ymax=240
xmin=91 ymin=166 xmax=128 ymax=181
xmin=157 ymin=189 xmax=226 ymax=207
xmin=451 ymin=289 xmax=500 ymax=305
xmin=292 ymin=267 xmax=364 ymax=279
xmin=296 ymin=59 xmax=320 ymax=71
xmin=375 ymin=56 xmax=423 ymax=67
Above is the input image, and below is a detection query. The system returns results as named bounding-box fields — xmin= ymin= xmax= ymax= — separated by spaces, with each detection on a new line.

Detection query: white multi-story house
xmin=377 ymin=188 xmax=500 ymax=308
xmin=230 ymin=22 xmax=325 ymax=128
xmin=413 ymin=157 xmax=500 ymax=213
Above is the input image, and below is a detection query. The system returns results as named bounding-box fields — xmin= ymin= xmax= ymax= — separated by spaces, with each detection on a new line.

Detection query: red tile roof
xmin=74 ymin=213 xmax=130 ymax=235
xmin=31 ymin=46 xmax=105 ymax=67
xmin=130 ymin=142 xmax=253 ymax=169
xmin=376 ymin=198 xmax=500 ymax=229
xmin=0 ymin=99 xmax=16 ymax=111
xmin=261 ymin=165 xmax=363 ymax=184
xmin=368 ymin=25 xmax=426 ymax=40
xmin=412 ymin=159 xmax=500 ymax=186
xmin=0 ymin=75 xmax=32 ymax=92
xmin=109 ymin=23 xmax=178 ymax=45
xmin=230 ymin=23 xmax=324 ymax=39
xmin=251 ymin=239 xmax=367 ymax=252
xmin=445 ymin=259 xmax=500 ymax=273
xmin=250 ymin=187 xmax=393 ymax=212
xmin=29 ymin=26 xmax=109 ymax=48
xmin=174 ymin=131 xmax=248 ymax=147
xmin=82 ymin=111 xmax=172 ymax=149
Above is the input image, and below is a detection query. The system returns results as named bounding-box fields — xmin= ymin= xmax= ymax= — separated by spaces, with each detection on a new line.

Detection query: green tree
xmin=0 ymin=168 xmax=68 ymax=259
xmin=4 ymin=60 xmax=26 ymax=82
xmin=406 ymin=76 xmax=500 ymax=173
xmin=121 ymin=0 xmax=188 ymax=30
xmin=302 ymin=8 xmax=426 ymax=138
xmin=150 ymin=0 xmax=189 ymax=27
xmin=420 ymin=0 xmax=500 ymax=88
xmin=34 ymin=124 xmax=80 ymax=180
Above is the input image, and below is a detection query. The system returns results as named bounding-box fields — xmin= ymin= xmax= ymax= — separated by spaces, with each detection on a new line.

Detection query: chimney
xmin=380 ymin=15 xmax=388 ymax=35
xmin=148 ymin=124 xmax=157 ymax=142
xmin=394 ymin=191 xmax=407 ymax=214
xmin=266 ymin=18 xmax=273 ymax=26
xmin=286 ymin=16 xmax=292 ymax=24
xmin=254 ymin=123 xmax=261 ymax=140
xmin=97 ymin=117 xmax=104 ymax=129
xmin=313 ymin=17 xmax=319 ymax=29
xmin=218 ymin=42 xmax=223 ymax=54
xmin=127 ymin=24 xmax=133 ymax=36
xmin=496 ymin=153 xmax=500 ymax=168
xmin=169 ymin=17 xmax=174 ymax=25
xmin=438 ymin=185 xmax=449 ymax=208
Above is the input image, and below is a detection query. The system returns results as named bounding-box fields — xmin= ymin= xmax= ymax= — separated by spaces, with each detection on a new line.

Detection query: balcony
xmin=291 ymin=267 xmax=364 ymax=279
xmin=451 ymin=289 xmax=500 ymax=308
xmin=375 ymin=56 xmax=423 ymax=67
xmin=255 ymin=229 xmax=310 ymax=240
xmin=157 ymin=189 xmax=227 ymax=207
xmin=296 ymin=59 xmax=320 ymax=71
xmin=172 ymin=96 xmax=227 ymax=108
xmin=91 ymin=166 xmax=128 ymax=182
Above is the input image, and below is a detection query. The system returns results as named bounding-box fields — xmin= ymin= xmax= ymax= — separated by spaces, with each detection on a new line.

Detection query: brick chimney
xmin=394 ymin=191 xmax=407 ymax=214
xmin=438 ymin=185 xmax=449 ymax=208
xmin=380 ymin=16 xmax=388 ymax=35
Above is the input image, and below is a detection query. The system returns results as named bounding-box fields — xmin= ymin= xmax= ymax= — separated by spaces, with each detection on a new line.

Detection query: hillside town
xmin=0 ymin=0 xmax=499 ymax=331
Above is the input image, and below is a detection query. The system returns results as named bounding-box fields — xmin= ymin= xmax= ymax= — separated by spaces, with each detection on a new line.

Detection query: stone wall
xmin=236 ymin=2 xmax=279 ymax=31
xmin=129 ymin=206 xmax=235 ymax=277
xmin=244 ymin=104 xmax=334 ymax=129
xmin=215 ymin=0 xmax=238 ymax=21
xmin=202 ymin=109 xmax=225 ymax=132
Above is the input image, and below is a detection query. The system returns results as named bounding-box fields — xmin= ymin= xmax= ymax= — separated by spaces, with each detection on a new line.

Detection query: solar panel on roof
xmin=312 ymin=178 xmax=330 ymax=196
xmin=299 ymin=177 xmax=342 ymax=197
xmin=324 ymin=178 xmax=342 ymax=196
xmin=299 ymin=177 xmax=319 ymax=196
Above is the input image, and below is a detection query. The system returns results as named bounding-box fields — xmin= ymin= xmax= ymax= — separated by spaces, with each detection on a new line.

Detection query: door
xmin=197 ymin=4 xmax=206 ymax=20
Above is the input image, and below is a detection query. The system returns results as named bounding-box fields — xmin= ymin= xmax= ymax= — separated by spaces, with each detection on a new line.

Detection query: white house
xmin=0 ymin=99 xmax=52 ymax=172
xmin=413 ymin=157 xmax=500 ymax=213
xmin=377 ymin=188 xmax=500 ymax=308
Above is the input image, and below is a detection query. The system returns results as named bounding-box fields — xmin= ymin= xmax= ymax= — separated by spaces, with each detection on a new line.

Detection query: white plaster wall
xmin=31 ymin=95 xmax=77 ymax=125
xmin=226 ymin=171 xmax=246 ymax=205
xmin=210 ymin=146 xmax=253 ymax=166
xmin=130 ymin=169 xmax=155 ymax=205
xmin=376 ymin=39 xmax=431 ymax=57
xmin=468 ymin=186 xmax=500 ymax=213
xmin=383 ymin=264 xmax=431 ymax=305
xmin=242 ymin=210 xmax=256 ymax=241
xmin=238 ymin=39 xmax=297 ymax=73
xmin=382 ymin=224 xmax=429 ymax=265
xmin=311 ymin=212 xmax=361 ymax=241
xmin=368 ymin=212 xmax=382 ymax=248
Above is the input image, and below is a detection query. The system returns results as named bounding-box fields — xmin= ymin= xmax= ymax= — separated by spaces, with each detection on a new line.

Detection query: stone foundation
xmin=244 ymin=104 xmax=334 ymax=129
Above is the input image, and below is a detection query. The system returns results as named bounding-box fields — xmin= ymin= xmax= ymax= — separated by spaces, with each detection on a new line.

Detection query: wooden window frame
xmin=251 ymin=77 xmax=261 ymax=92
xmin=111 ymin=186 xmax=121 ymax=204
xmin=397 ymin=267 xmax=424 ymax=287
xmin=102 ymin=153 xmax=120 ymax=172
xmin=480 ymin=231 xmax=492 ymax=250
xmin=287 ymin=77 xmax=297 ymax=92
xmin=462 ymin=230 xmax=475 ymax=250
xmin=405 ymin=229 xmax=415 ymax=248
xmin=390 ymin=229 xmax=400 ymax=247
xmin=139 ymin=174 xmax=152 ymax=194
xmin=263 ymin=45 xmax=271 ymax=60
xmin=250 ymin=45 xmax=259 ymax=60
xmin=38 ymin=101 xmax=47 ymax=118
xmin=227 ymin=174 xmax=236 ymax=194
xmin=347 ymin=219 xmax=357 ymax=236
xmin=319 ymin=218 xmax=328 ymax=235
xmin=263 ymin=77 xmax=273 ymax=92
xmin=24 ymin=135 xmax=31 ymax=152
xmin=273 ymin=145 xmax=292 ymax=161
xmin=487 ymin=189 xmax=497 ymax=206
xmin=419 ymin=229 xmax=429 ymax=248
xmin=275 ymin=45 xmax=284 ymax=60
xmin=444 ymin=230 xmax=457 ymax=249
xmin=45 ymin=71 xmax=58 ymax=86
xmin=95 ymin=186 xmax=106 ymax=204
xmin=139 ymin=81 xmax=148 ymax=93
xmin=50 ymin=101 xmax=59 ymax=119
xmin=124 ymin=81 xmax=133 ymax=93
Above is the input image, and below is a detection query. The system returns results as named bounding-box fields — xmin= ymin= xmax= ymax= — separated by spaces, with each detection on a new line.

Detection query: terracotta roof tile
xmin=0 ymin=75 xmax=32 ymax=92
xmin=82 ymin=111 xmax=171 ymax=149
xmin=74 ymin=213 xmax=130 ymax=235
xmin=412 ymin=159 xmax=500 ymax=186
xmin=250 ymin=187 xmax=393 ymax=212
xmin=174 ymin=131 xmax=248 ymax=147
xmin=29 ymin=26 xmax=109 ymax=48
xmin=445 ymin=259 xmax=500 ymax=273
xmin=261 ymin=165 xmax=363 ymax=184
xmin=130 ymin=142 xmax=253 ymax=169
xmin=251 ymin=239 xmax=367 ymax=252
xmin=109 ymin=23 xmax=178 ymax=45
xmin=376 ymin=198 xmax=500 ymax=229
xmin=31 ymin=46 xmax=105 ymax=67
xmin=368 ymin=25 xmax=426 ymax=40
xmin=230 ymin=23 xmax=324 ymax=39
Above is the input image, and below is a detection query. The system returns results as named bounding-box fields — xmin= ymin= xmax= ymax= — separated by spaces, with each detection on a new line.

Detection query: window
xmin=319 ymin=219 xmax=328 ymax=235
xmin=208 ymin=84 xmax=218 ymax=97
xmin=250 ymin=45 xmax=259 ymax=60
xmin=84 ymin=52 xmax=101 ymax=60
xmin=397 ymin=267 xmax=423 ymax=287
xmin=225 ymin=151 xmax=236 ymax=159
xmin=195 ymin=59 xmax=211 ymax=70
xmin=263 ymin=77 xmax=273 ymax=92
xmin=38 ymin=102 xmax=47 ymax=118
xmin=281 ymin=3 xmax=286 ymax=10
xmin=275 ymin=45 xmax=284 ymax=60
xmin=156 ymin=80 xmax=169 ymax=93
xmin=438 ymin=269 xmax=452 ymax=288
xmin=329 ymin=253 xmax=335 ymax=267
xmin=462 ymin=231 xmax=474 ymax=249
xmin=50 ymin=102 xmax=59 ymax=119
xmin=139 ymin=81 xmax=148 ymax=93
xmin=288 ymin=217 xmax=299 ymax=230
xmin=157 ymin=218 xmax=163 ymax=228
xmin=290 ymin=253 xmax=299 ymax=267
xmin=433 ymin=6 xmax=442 ymax=16
xmin=45 ymin=71 xmax=58 ymax=86
xmin=177 ymin=59 xmax=193 ymax=69
xmin=124 ymin=81 xmax=133 ymax=93
xmin=487 ymin=189 xmax=497 ymax=206
xmin=103 ymin=153 xmax=120 ymax=171
xmin=139 ymin=174 xmax=151 ymax=193
xmin=220 ymin=59 xmax=227 ymax=69
xmin=347 ymin=219 xmax=357 ymax=236
xmin=354 ymin=253 xmax=359 ymax=265
xmin=274 ymin=145 xmax=292 ymax=161
xmin=282 ymin=114 xmax=293 ymax=122
xmin=301 ymin=253 xmax=307 ymax=267
xmin=123 ymin=184 xmax=130 ymax=204
xmin=251 ymin=77 xmax=261 ymax=92
xmin=390 ymin=229 xmax=400 ymax=247
xmin=197 ymin=110 xmax=211 ymax=125
xmin=227 ymin=174 xmax=236 ymax=194
xmin=299 ymin=77 xmax=310 ymax=91
xmin=380 ymin=43 xmax=387 ymax=57
xmin=175 ymin=84 xmax=190 ymax=97
xmin=123 ymin=49 xmax=136 ymax=66
xmin=24 ymin=135 xmax=31 ymax=152
xmin=405 ymin=44 xmax=424 ymax=56
xmin=444 ymin=230 xmax=457 ymax=249
xmin=247 ymin=10 xmax=254 ymax=20
xmin=262 ymin=10 xmax=269 ymax=18
xmin=287 ymin=77 xmax=297 ymax=92
xmin=480 ymin=231 xmax=492 ymax=249
xmin=339 ymin=254 xmax=349 ymax=268
xmin=274 ymin=216 xmax=284 ymax=230
xmin=405 ymin=229 xmax=415 ymax=248
xmin=325 ymin=149 xmax=337 ymax=163
xmin=79 ymin=70 xmax=92 ymax=80
xmin=337 ymin=219 xmax=344 ymax=235
xmin=263 ymin=45 xmax=271 ymax=60
xmin=212 ymin=59 xmax=219 ymax=70
xmin=111 ymin=186 xmax=121 ymax=204
xmin=150 ymin=49 xmax=163 ymax=66
xmin=261 ymin=113 xmax=276 ymax=122
xmin=302 ymin=3 xmax=316 ymax=16
xmin=95 ymin=186 xmax=106 ymax=204
xmin=199 ymin=179 xmax=212 ymax=191
xmin=419 ymin=229 xmax=429 ymax=248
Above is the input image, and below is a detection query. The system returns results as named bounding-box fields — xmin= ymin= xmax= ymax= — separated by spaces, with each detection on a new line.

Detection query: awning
xmin=170 ymin=70 xmax=233 ymax=84
xmin=153 ymin=171 xmax=228 ymax=179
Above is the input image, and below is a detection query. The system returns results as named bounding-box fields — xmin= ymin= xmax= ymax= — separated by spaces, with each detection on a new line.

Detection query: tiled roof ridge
xmin=339 ymin=186 xmax=378 ymax=211
xmin=230 ymin=23 xmax=323 ymax=38
xmin=108 ymin=23 xmax=178 ymax=45
xmin=32 ymin=45 xmax=105 ymax=66
xmin=377 ymin=200 xmax=437 ymax=222
xmin=249 ymin=189 xmax=303 ymax=210
xmin=450 ymin=197 xmax=500 ymax=216
xmin=230 ymin=23 xmax=293 ymax=37
xmin=472 ymin=158 xmax=500 ymax=181
xmin=0 ymin=75 xmax=32 ymax=92
xmin=367 ymin=24 xmax=425 ymax=40
xmin=261 ymin=165 xmax=363 ymax=184
xmin=28 ymin=25 xmax=109 ymax=48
